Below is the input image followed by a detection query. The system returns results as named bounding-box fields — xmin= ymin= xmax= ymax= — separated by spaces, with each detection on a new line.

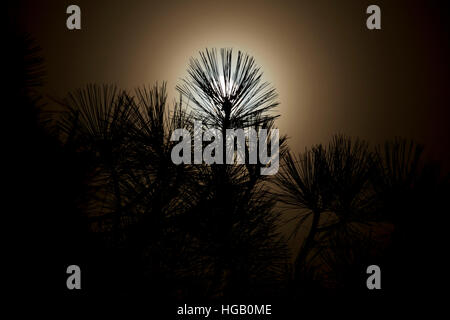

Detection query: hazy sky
xmin=13 ymin=0 xmax=450 ymax=167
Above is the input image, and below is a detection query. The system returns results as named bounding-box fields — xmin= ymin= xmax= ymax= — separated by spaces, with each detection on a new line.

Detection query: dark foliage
xmin=9 ymin=32 xmax=448 ymax=308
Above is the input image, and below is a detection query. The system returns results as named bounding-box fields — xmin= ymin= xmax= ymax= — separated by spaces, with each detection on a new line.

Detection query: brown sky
xmin=13 ymin=0 xmax=450 ymax=167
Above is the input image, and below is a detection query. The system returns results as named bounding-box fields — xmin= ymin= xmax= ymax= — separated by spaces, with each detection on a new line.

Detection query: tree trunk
xmin=294 ymin=210 xmax=320 ymax=279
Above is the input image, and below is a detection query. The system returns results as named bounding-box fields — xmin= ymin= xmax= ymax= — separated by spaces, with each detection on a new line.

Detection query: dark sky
xmin=12 ymin=0 xmax=450 ymax=168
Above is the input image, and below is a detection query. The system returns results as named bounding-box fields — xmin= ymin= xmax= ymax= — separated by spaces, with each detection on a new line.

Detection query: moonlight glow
xmin=219 ymin=75 xmax=234 ymax=96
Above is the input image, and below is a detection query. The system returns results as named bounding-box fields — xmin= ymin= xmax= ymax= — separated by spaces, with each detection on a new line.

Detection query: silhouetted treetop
xmin=176 ymin=48 xmax=279 ymax=129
